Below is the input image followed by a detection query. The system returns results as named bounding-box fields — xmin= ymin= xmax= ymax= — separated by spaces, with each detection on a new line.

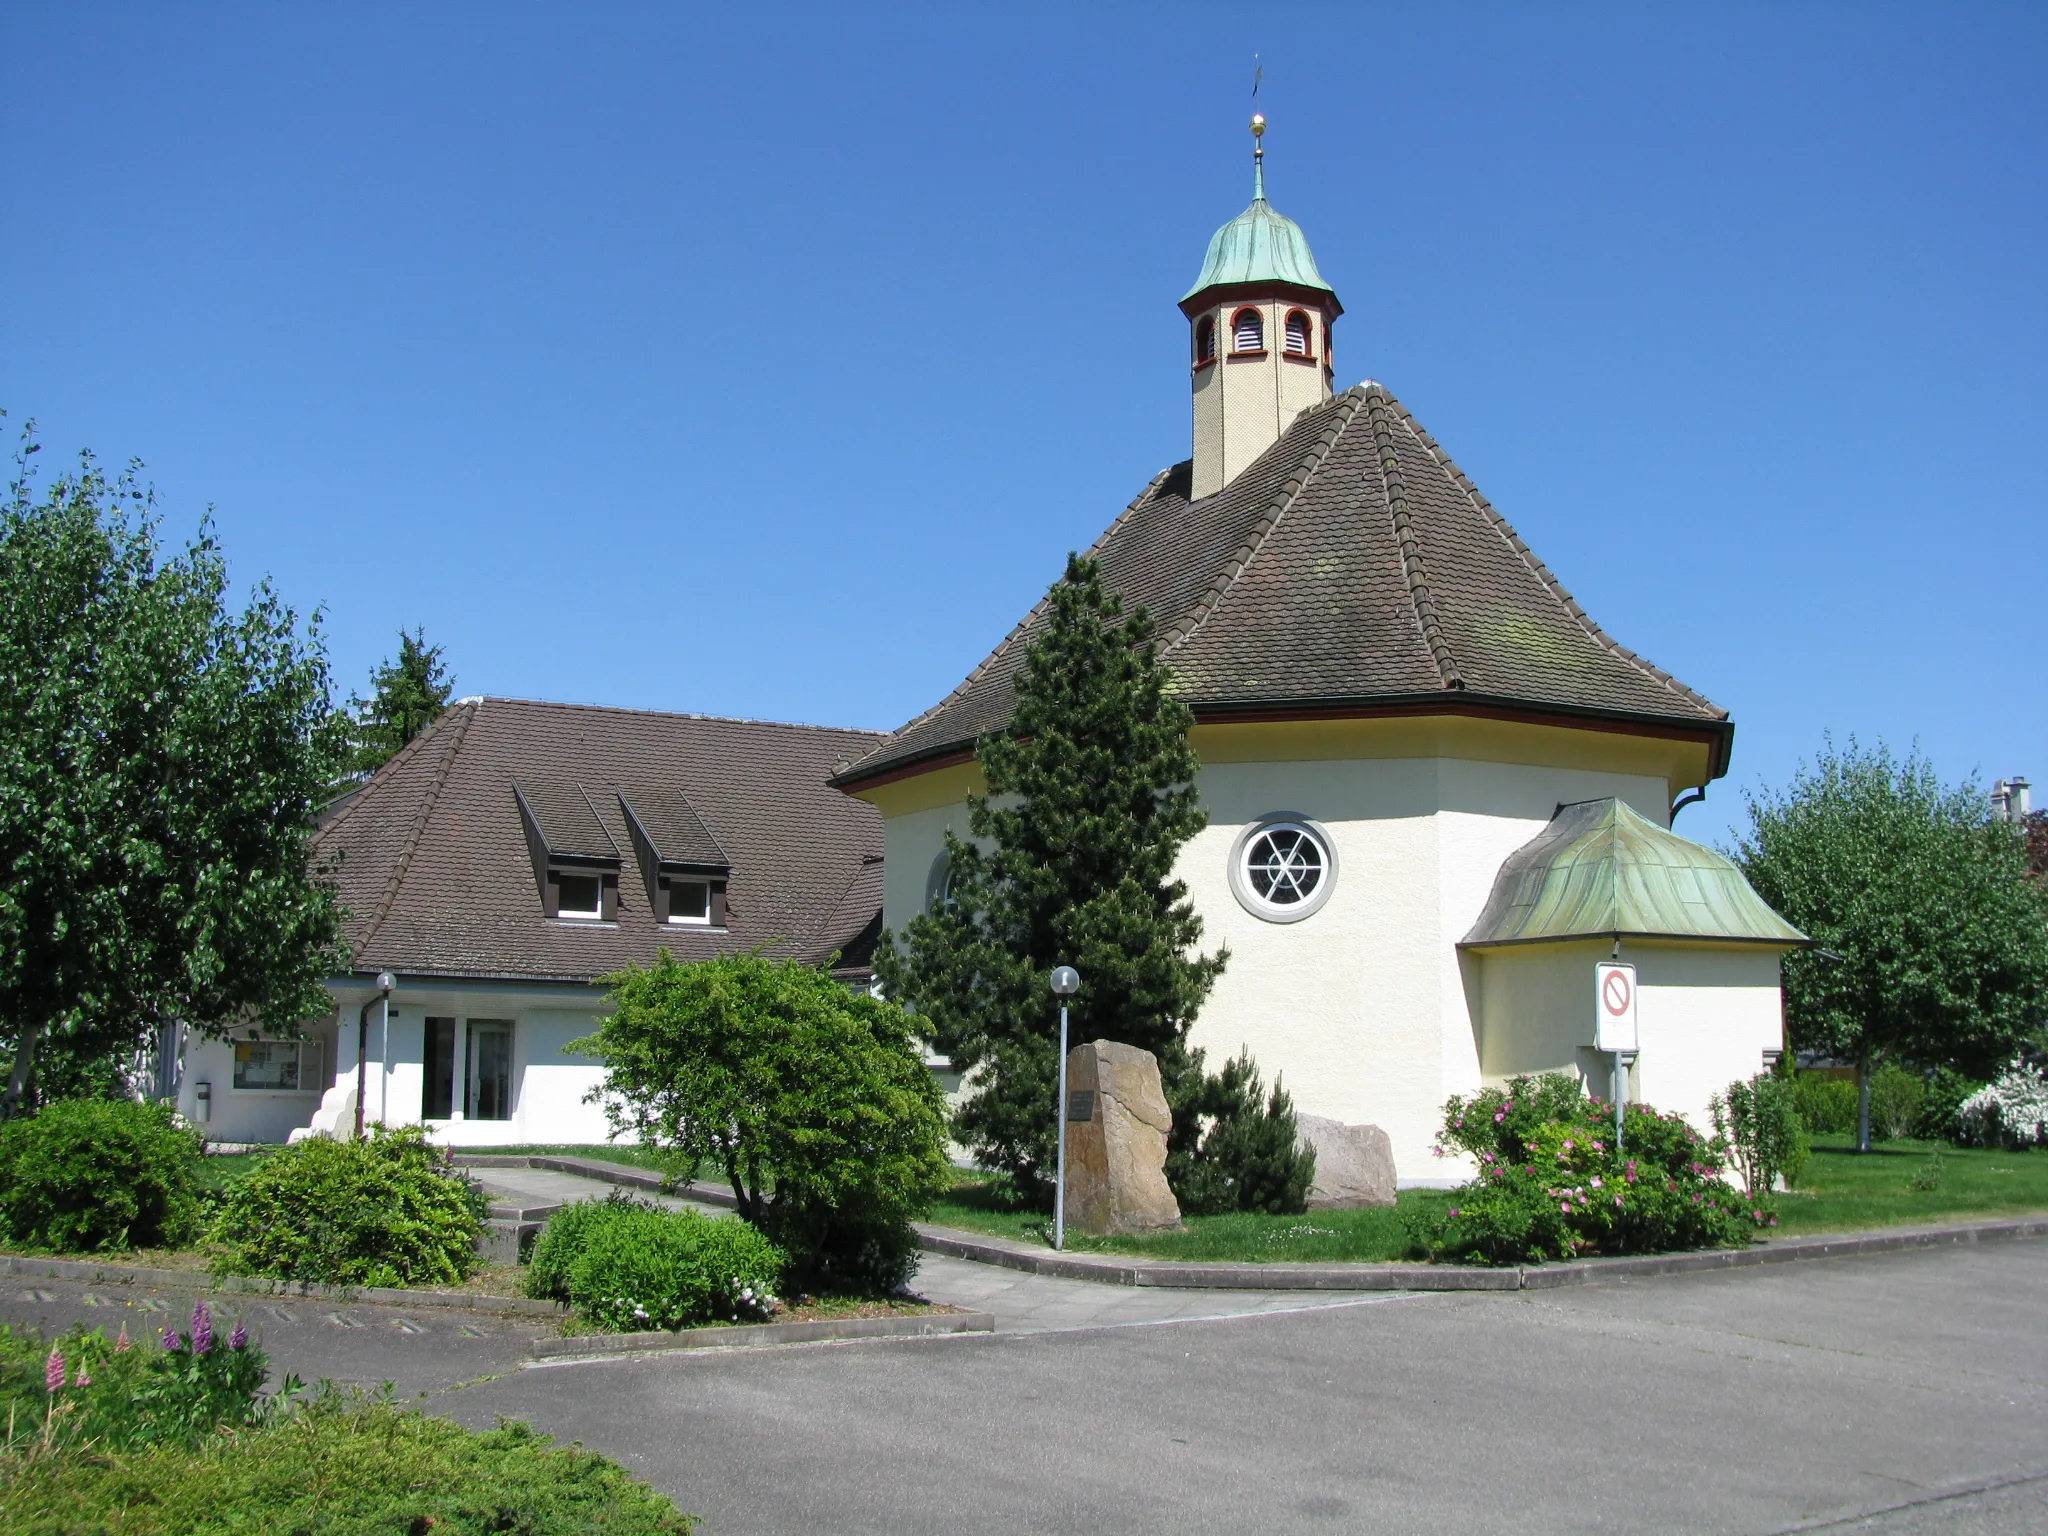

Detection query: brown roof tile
xmin=322 ymin=699 xmax=886 ymax=983
xmin=837 ymin=382 xmax=1727 ymax=788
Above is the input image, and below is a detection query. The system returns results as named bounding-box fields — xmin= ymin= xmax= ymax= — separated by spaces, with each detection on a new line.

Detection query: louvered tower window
xmin=1284 ymin=310 xmax=1312 ymax=356
xmin=1232 ymin=308 xmax=1264 ymax=353
xmin=1194 ymin=315 xmax=1217 ymax=364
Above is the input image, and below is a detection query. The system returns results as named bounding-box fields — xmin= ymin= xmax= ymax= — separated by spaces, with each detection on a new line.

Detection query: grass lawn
xmin=928 ymin=1142 xmax=2048 ymax=1265
xmin=1775 ymin=1136 xmax=2048 ymax=1235
xmin=926 ymin=1172 xmax=1449 ymax=1263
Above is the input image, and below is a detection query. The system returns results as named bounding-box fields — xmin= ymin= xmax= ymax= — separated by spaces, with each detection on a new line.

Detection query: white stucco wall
xmin=178 ymin=983 xmax=625 ymax=1147
xmin=867 ymin=727 xmax=1770 ymax=1187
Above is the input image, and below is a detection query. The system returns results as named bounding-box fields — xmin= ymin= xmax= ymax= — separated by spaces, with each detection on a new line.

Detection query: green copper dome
xmin=1182 ymin=161 xmax=1335 ymax=302
xmin=1461 ymin=799 xmax=1808 ymax=949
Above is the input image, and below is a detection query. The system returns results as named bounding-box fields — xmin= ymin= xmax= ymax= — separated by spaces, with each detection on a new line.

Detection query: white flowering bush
xmin=1957 ymin=1058 xmax=2048 ymax=1149
xmin=525 ymin=1195 xmax=784 ymax=1332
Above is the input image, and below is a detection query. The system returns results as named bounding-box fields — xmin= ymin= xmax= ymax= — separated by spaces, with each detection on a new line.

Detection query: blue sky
xmin=3 ymin=3 xmax=2042 ymax=849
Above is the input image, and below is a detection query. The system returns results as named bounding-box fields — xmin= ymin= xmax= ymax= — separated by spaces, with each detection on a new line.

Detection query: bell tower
xmin=1182 ymin=114 xmax=1342 ymax=500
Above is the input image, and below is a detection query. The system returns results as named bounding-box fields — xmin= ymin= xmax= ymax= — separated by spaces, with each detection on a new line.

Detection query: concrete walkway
xmin=470 ymin=1158 xmax=1407 ymax=1334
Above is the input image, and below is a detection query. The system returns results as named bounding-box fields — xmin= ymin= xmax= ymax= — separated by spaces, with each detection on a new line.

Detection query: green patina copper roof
xmin=1461 ymin=798 xmax=1807 ymax=949
xmin=1182 ymin=159 xmax=1335 ymax=302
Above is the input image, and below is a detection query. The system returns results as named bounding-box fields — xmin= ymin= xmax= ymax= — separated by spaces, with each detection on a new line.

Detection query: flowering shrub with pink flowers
xmin=1409 ymin=1073 xmax=1774 ymax=1265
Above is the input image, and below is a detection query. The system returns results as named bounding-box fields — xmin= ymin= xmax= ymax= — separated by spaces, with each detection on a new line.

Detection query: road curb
xmin=0 ymin=1254 xmax=563 ymax=1317
xmin=528 ymin=1310 xmax=997 ymax=1361
xmin=913 ymin=1215 xmax=2048 ymax=1291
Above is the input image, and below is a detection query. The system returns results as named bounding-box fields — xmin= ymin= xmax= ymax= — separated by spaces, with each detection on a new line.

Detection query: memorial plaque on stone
xmin=1066 ymin=1090 xmax=1096 ymax=1122
xmin=1060 ymin=1040 xmax=1181 ymax=1235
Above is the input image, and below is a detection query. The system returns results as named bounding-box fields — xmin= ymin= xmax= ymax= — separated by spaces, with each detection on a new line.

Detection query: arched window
xmin=1232 ymin=308 xmax=1264 ymax=354
xmin=1194 ymin=315 xmax=1217 ymax=365
xmin=1284 ymin=310 xmax=1313 ymax=357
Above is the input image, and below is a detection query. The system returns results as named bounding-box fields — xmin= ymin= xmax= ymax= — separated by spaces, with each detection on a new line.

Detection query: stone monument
xmin=1061 ymin=1040 xmax=1182 ymax=1235
xmin=1295 ymin=1114 xmax=1397 ymax=1209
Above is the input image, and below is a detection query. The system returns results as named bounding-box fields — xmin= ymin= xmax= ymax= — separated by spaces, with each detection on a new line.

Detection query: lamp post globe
xmin=1050 ymin=966 xmax=1080 ymax=996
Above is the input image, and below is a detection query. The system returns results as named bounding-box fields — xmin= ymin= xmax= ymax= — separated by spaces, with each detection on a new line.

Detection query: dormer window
xmin=619 ymin=788 xmax=731 ymax=931
xmin=1232 ymin=308 xmax=1264 ymax=354
xmin=1284 ymin=310 xmax=1313 ymax=358
xmin=555 ymin=872 xmax=603 ymax=920
xmin=514 ymin=781 xmax=623 ymax=922
xmin=1194 ymin=315 xmax=1217 ymax=367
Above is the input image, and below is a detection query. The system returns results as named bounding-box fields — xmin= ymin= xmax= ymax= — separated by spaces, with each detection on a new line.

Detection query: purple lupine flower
xmin=191 ymin=1301 xmax=213 ymax=1356
xmin=45 ymin=1348 xmax=65 ymax=1393
xmin=228 ymin=1321 xmax=247 ymax=1350
xmin=162 ymin=1328 xmax=184 ymax=1352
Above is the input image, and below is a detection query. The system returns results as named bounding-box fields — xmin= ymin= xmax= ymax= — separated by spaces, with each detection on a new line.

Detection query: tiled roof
xmin=320 ymin=698 xmax=886 ymax=983
xmin=837 ymin=382 xmax=1728 ymax=788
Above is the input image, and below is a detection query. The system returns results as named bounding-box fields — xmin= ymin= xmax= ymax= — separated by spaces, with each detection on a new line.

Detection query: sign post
xmin=1049 ymin=966 xmax=1081 ymax=1251
xmin=1595 ymin=960 xmax=1638 ymax=1151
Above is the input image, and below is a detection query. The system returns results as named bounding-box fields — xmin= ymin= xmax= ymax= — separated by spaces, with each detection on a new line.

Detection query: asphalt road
xmin=444 ymin=1239 xmax=2048 ymax=1536
xmin=7 ymin=1239 xmax=2045 ymax=1533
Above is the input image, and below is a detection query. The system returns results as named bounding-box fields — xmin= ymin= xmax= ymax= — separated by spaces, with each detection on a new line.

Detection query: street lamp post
xmin=1050 ymin=965 xmax=1080 ymax=1251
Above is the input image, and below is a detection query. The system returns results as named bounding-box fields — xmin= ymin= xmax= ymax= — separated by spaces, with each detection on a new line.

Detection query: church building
xmin=832 ymin=118 xmax=1805 ymax=1182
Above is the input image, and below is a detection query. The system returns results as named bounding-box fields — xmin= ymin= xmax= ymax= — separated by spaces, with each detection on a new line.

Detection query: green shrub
xmin=1711 ymin=1071 xmax=1810 ymax=1195
xmin=1868 ymin=1063 xmax=1926 ymax=1141
xmin=526 ymin=1196 xmax=785 ymax=1331
xmin=1916 ymin=1067 xmax=1984 ymax=1142
xmin=576 ymin=951 xmax=952 ymax=1295
xmin=1409 ymin=1073 xmax=1770 ymax=1265
xmin=1169 ymin=1051 xmax=1316 ymax=1216
xmin=209 ymin=1124 xmax=485 ymax=1287
xmin=1791 ymin=1072 xmax=1859 ymax=1135
xmin=0 ymin=1098 xmax=203 ymax=1253
xmin=0 ymin=1385 xmax=693 ymax=1535
xmin=1 ymin=1304 xmax=274 ymax=1454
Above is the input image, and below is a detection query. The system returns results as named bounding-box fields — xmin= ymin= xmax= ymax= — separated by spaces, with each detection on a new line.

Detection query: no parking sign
xmin=1595 ymin=961 xmax=1638 ymax=1054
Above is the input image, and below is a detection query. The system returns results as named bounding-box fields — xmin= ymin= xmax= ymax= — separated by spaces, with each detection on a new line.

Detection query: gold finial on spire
xmin=1251 ymin=112 xmax=1267 ymax=200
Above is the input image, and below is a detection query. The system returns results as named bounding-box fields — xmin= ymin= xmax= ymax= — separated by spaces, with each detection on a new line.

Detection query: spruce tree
xmin=349 ymin=627 xmax=453 ymax=777
xmin=879 ymin=554 xmax=1262 ymax=1204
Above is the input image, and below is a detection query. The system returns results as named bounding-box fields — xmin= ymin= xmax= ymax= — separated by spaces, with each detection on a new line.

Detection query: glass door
xmin=421 ymin=1018 xmax=455 ymax=1120
xmin=466 ymin=1020 xmax=514 ymax=1121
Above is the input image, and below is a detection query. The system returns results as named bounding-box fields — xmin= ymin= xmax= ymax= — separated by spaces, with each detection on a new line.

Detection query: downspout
xmin=354 ymin=972 xmax=395 ymax=1138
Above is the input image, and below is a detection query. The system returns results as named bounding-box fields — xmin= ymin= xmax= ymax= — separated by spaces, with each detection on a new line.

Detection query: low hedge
xmin=1 ymin=1331 xmax=691 ymax=1535
xmin=526 ymin=1195 xmax=784 ymax=1331
xmin=208 ymin=1124 xmax=486 ymax=1287
xmin=1411 ymin=1072 xmax=1770 ymax=1265
xmin=0 ymin=1098 xmax=204 ymax=1253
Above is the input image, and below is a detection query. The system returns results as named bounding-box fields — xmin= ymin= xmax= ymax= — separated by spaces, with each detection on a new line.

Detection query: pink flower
xmin=1590 ymin=1176 xmax=1603 ymax=1189
xmin=1563 ymin=1139 xmax=1575 ymax=1151
xmin=1561 ymin=1202 xmax=1572 ymax=1213
xmin=1494 ymin=1111 xmax=1506 ymax=1123
xmin=115 ymin=1324 xmax=131 ymax=1352
xmin=1614 ymin=1196 xmax=1624 ymax=1208
xmin=74 ymin=1367 xmax=91 ymax=1389
xmin=45 ymin=1348 xmax=64 ymax=1394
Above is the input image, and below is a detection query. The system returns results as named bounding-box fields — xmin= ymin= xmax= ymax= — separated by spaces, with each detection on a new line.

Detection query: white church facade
xmin=833 ymin=121 xmax=1805 ymax=1182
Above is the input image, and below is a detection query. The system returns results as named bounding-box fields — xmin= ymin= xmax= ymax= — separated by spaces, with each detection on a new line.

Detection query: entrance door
xmin=466 ymin=1020 xmax=514 ymax=1121
xmin=422 ymin=1018 xmax=456 ymax=1120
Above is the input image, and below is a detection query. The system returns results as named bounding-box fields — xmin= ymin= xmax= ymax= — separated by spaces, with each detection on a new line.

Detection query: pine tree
xmin=879 ymin=554 xmax=1279 ymax=1205
xmin=349 ymin=628 xmax=453 ymax=777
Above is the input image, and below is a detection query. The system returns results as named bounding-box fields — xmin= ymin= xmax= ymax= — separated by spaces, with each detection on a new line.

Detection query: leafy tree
xmin=878 ymin=554 xmax=1310 ymax=1213
xmin=1735 ymin=738 xmax=2048 ymax=1150
xmin=575 ymin=950 xmax=952 ymax=1293
xmin=348 ymin=627 xmax=452 ymax=777
xmin=0 ymin=428 xmax=349 ymax=1118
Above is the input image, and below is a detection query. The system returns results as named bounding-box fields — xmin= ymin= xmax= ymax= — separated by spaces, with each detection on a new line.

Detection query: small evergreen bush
xmin=1 ymin=1384 xmax=692 ymax=1535
xmin=1916 ymin=1066 xmax=1986 ymax=1142
xmin=1 ymin=1302 xmax=273 ymax=1454
xmin=525 ymin=1196 xmax=785 ymax=1331
xmin=1168 ymin=1051 xmax=1315 ymax=1216
xmin=1790 ymin=1072 xmax=1860 ymax=1135
xmin=209 ymin=1124 xmax=485 ymax=1287
xmin=1410 ymin=1073 xmax=1770 ymax=1265
xmin=1867 ymin=1063 xmax=1926 ymax=1141
xmin=0 ymin=1098 xmax=203 ymax=1253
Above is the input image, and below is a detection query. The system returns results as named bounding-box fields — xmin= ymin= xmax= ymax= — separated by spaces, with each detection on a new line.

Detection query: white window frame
xmin=554 ymin=869 xmax=604 ymax=920
xmin=1228 ymin=815 xmax=1338 ymax=923
xmin=666 ymin=879 xmax=714 ymax=927
xmin=231 ymin=1037 xmax=325 ymax=1093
